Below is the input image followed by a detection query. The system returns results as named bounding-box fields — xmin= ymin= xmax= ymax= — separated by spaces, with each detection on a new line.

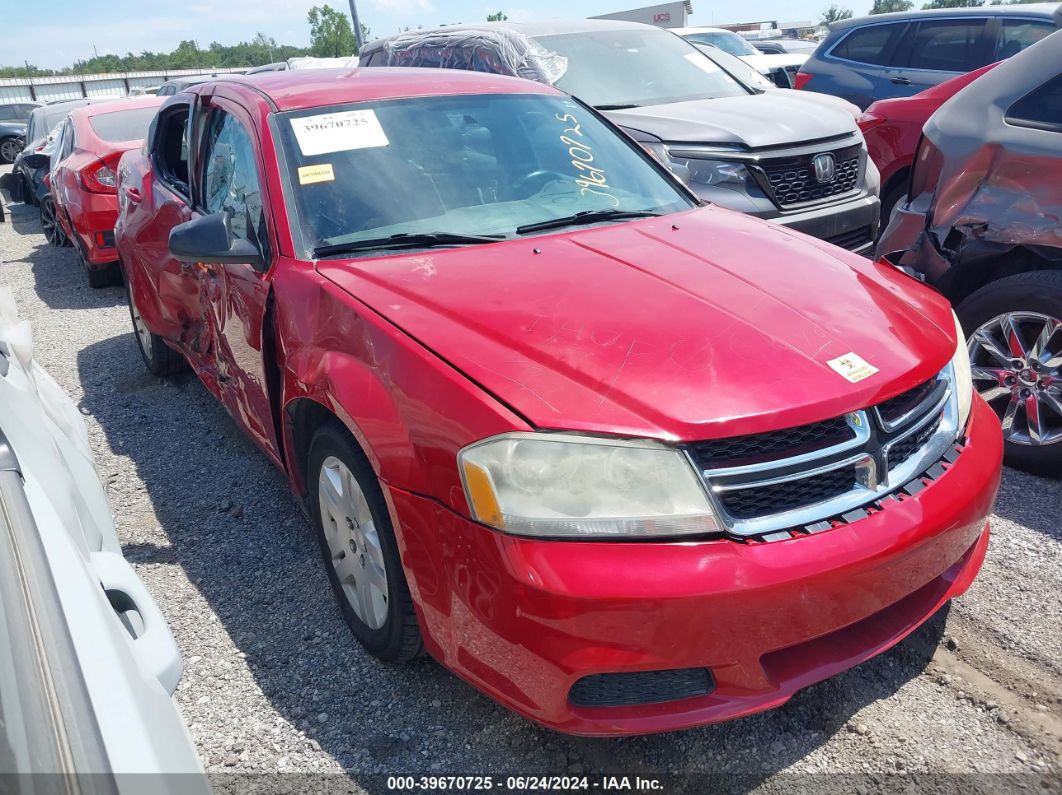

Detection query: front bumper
xmin=388 ymin=396 xmax=1001 ymax=736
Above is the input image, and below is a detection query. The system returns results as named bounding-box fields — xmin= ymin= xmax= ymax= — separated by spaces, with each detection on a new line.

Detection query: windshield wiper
xmin=595 ymin=103 xmax=640 ymax=110
xmin=516 ymin=209 xmax=661 ymax=235
xmin=314 ymin=232 xmax=505 ymax=258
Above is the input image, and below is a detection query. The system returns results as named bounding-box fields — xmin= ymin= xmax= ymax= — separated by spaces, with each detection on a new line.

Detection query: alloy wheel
xmin=40 ymin=198 xmax=63 ymax=246
xmin=969 ymin=312 xmax=1062 ymax=447
xmin=0 ymin=139 xmax=21 ymax=164
xmin=317 ymin=455 xmax=389 ymax=630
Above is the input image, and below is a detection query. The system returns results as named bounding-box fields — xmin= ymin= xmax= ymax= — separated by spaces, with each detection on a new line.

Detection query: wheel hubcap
xmin=317 ymin=456 xmax=389 ymax=629
xmin=1 ymin=141 xmax=18 ymax=162
xmin=969 ymin=311 xmax=1062 ymax=447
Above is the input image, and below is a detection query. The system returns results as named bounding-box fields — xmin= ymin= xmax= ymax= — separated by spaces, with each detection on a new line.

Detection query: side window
xmin=16 ymin=105 xmax=36 ymax=121
xmin=906 ymin=19 xmax=988 ymax=72
xmin=995 ymin=19 xmax=1055 ymax=60
xmin=153 ymin=105 xmax=190 ymax=196
xmin=0 ymin=106 xmax=11 ymax=121
xmin=830 ymin=23 xmax=907 ymax=66
xmin=201 ymin=109 xmax=269 ymax=262
xmin=1007 ymin=74 xmax=1062 ymax=132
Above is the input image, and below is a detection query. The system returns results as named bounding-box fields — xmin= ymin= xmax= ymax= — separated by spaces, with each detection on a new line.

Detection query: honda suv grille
xmin=758 ymin=144 xmax=862 ymax=208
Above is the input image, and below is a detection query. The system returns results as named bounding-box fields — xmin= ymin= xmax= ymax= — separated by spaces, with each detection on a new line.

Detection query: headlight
xmin=458 ymin=433 xmax=721 ymax=539
xmin=951 ymin=311 xmax=973 ymax=433
xmin=642 ymin=143 xmax=750 ymax=189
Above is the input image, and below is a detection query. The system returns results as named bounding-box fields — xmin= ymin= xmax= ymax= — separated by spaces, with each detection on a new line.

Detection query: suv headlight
xmin=643 ymin=143 xmax=751 ymax=189
xmin=458 ymin=433 xmax=721 ymax=539
xmin=951 ymin=311 xmax=973 ymax=433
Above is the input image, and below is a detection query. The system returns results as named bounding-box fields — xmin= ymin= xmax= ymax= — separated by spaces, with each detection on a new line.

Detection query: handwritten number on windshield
xmin=555 ymin=112 xmax=620 ymax=207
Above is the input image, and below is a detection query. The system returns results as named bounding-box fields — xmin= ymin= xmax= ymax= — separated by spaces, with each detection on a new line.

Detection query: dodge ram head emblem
xmin=813 ymin=153 xmax=836 ymax=183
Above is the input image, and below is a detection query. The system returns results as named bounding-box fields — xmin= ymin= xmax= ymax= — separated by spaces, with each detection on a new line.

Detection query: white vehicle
xmin=0 ymin=288 xmax=206 ymax=789
xmin=674 ymin=27 xmax=807 ymax=87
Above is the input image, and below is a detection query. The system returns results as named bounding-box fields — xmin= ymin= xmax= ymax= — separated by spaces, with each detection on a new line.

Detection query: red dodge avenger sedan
xmin=116 ymin=68 xmax=1002 ymax=735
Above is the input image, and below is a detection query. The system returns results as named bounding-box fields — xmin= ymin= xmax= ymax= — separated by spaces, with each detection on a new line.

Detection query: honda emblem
xmin=812 ymin=153 xmax=836 ymax=183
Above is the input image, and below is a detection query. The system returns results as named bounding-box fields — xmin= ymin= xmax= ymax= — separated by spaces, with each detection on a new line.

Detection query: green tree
xmin=922 ymin=0 xmax=982 ymax=7
xmin=308 ymin=4 xmax=362 ymax=56
xmin=870 ymin=0 xmax=913 ymax=12
xmin=821 ymin=5 xmax=854 ymax=25
xmin=486 ymin=11 xmax=508 ymax=21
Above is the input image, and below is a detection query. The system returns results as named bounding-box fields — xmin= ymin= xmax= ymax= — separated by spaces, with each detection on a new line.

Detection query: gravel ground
xmin=1 ymin=167 xmax=1060 ymax=793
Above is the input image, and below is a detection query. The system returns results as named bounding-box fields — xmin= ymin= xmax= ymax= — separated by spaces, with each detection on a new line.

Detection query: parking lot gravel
xmin=1 ymin=166 xmax=1060 ymax=793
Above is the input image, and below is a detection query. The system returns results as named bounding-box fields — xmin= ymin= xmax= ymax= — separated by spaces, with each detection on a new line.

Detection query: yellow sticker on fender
xmin=827 ymin=352 xmax=880 ymax=383
xmin=298 ymin=163 xmax=335 ymax=185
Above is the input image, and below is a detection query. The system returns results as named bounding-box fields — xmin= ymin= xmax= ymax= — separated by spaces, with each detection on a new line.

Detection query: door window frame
xmin=890 ymin=16 xmax=993 ymax=74
xmin=825 ymin=21 xmax=911 ymax=67
xmin=150 ymin=99 xmax=195 ymax=202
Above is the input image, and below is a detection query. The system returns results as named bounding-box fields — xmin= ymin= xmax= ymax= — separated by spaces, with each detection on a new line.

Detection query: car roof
xmin=226 ymin=66 xmax=559 ymax=112
xmin=71 ymin=94 xmax=164 ymax=120
xmin=671 ymin=27 xmax=737 ymax=35
xmin=830 ymin=2 xmax=1061 ymax=31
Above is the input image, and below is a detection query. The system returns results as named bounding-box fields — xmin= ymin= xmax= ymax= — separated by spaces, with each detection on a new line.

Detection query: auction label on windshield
xmin=291 ymin=109 xmax=389 ymax=156
xmin=297 ymin=163 xmax=335 ymax=184
xmin=826 ymin=352 xmax=880 ymax=383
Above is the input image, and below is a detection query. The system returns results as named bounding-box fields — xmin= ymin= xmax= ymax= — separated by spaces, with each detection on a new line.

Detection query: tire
xmin=0 ymin=137 xmax=21 ymax=165
xmin=957 ymin=270 xmax=1062 ymax=477
xmin=125 ymin=278 xmax=186 ymax=376
xmin=308 ymin=421 xmax=423 ymax=663
xmin=86 ymin=259 xmax=122 ymax=288
xmin=878 ymin=181 xmax=907 ymax=239
xmin=40 ymin=196 xmax=67 ymax=246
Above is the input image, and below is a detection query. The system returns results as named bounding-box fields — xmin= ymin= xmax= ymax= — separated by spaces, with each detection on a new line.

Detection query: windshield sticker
xmin=290 ymin=110 xmax=389 ymax=156
xmin=684 ymin=51 xmax=721 ymax=75
xmin=297 ymin=163 xmax=336 ymax=185
xmin=826 ymin=353 xmax=880 ymax=383
xmin=555 ymin=112 xmax=619 ymax=207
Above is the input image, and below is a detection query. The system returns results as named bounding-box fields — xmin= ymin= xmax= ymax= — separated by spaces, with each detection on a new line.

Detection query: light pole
xmin=348 ymin=0 xmax=365 ymax=52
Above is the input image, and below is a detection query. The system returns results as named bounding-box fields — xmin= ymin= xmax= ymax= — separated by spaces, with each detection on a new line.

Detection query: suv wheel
xmin=308 ymin=422 xmax=423 ymax=662
xmin=958 ymin=271 xmax=1062 ymax=476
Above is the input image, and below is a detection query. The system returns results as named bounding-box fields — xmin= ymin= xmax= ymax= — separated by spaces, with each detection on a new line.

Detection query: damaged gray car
xmin=877 ymin=30 xmax=1062 ymax=475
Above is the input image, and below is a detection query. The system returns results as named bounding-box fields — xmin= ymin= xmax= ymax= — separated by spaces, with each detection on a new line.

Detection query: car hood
xmin=317 ymin=206 xmax=956 ymax=441
xmin=605 ymin=91 xmax=859 ymax=148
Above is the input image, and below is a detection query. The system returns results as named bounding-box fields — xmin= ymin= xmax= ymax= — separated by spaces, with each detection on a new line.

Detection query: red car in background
xmin=858 ymin=64 xmax=998 ymax=230
xmin=49 ymin=96 xmax=163 ymax=287
xmin=116 ymin=68 xmax=1001 ymax=735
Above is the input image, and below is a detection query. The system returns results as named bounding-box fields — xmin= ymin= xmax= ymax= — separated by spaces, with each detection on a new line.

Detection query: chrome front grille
xmin=688 ymin=370 xmax=960 ymax=540
xmin=757 ymin=144 xmax=863 ymax=209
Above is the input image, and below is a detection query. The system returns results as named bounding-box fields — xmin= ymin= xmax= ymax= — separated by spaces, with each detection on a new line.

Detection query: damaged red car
xmin=116 ymin=68 xmax=1001 ymax=735
xmin=878 ymin=32 xmax=1062 ymax=476
xmin=49 ymin=96 xmax=163 ymax=287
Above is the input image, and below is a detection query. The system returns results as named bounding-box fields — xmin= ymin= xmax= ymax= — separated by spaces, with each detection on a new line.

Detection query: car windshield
xmin=534 ymin=29 xmax=749 ymax=108
xmin=277 ymin=93 xmax=694 ymax=257
xmin=89 ymin=106 xmax=157 ymax=143
xmin=687 ymin=30 xmax=760 ymax=57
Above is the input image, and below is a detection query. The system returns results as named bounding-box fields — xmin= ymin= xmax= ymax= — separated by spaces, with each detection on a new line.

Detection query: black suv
xmin=798 ymin=5 xmax=1060 ymax=110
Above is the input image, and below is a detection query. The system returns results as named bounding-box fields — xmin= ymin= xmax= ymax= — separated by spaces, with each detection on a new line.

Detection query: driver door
xmin=193 ymin=96 xmax=283 ymax=466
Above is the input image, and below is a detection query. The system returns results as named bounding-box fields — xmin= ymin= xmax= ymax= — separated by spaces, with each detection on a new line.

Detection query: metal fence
xmin=0 ymin=68 xmax=247 ymax=102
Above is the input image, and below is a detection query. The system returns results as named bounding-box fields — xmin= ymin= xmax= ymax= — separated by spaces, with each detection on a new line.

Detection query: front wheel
xmin=308 ymin=422 xmax=423 ymax=662
xmin=958 ymin=270 xmax=1062 ymax=476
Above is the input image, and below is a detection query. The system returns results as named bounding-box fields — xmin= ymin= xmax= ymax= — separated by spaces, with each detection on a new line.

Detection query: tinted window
xmin=906 ymin=19 xmax=987 ymax=72
xmin=0 ymin=106 xmax=11 ymax=121
xmin=831 ymin=23 xmax=906 ymax=66
xmin=1007 ymin=74 xmax=1062 ymax=131
xmin=536 ymin=29 xmax=748 ymax=107
xmin=88 ymin=107 xmax=157 ymax=143
xmin=202 ymin=110 xmax=268 ymax=258
xmin=15 ymin=105 xmax=36 ymax=120
xmin=278 ymin=93 xmax=692 ymax=256
xmin=995 ymin=19 xmax=1055 ymax=60
xmin=157 ymin=85 xmax=174 ymax=96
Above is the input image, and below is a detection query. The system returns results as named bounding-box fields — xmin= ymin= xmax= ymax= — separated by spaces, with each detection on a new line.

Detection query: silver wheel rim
xmin=317 ymin=456 xmax=389 ymax=629
xmin=0 ymin=140 xmax=19 ymax=163
xmin=128 ymin=289 xmax=152 ymax=358
xmin=41 ymin=199 xmax=61 ymax=245
xmin=969 ymin=311 xmax=1062 ymax=447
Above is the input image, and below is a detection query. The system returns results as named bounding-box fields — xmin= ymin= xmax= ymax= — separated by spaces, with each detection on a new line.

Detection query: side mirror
xmin=168 ymin=211 xmax=262 ymax=267
xmin=21 ymin=152 xmax=48 ymax=170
